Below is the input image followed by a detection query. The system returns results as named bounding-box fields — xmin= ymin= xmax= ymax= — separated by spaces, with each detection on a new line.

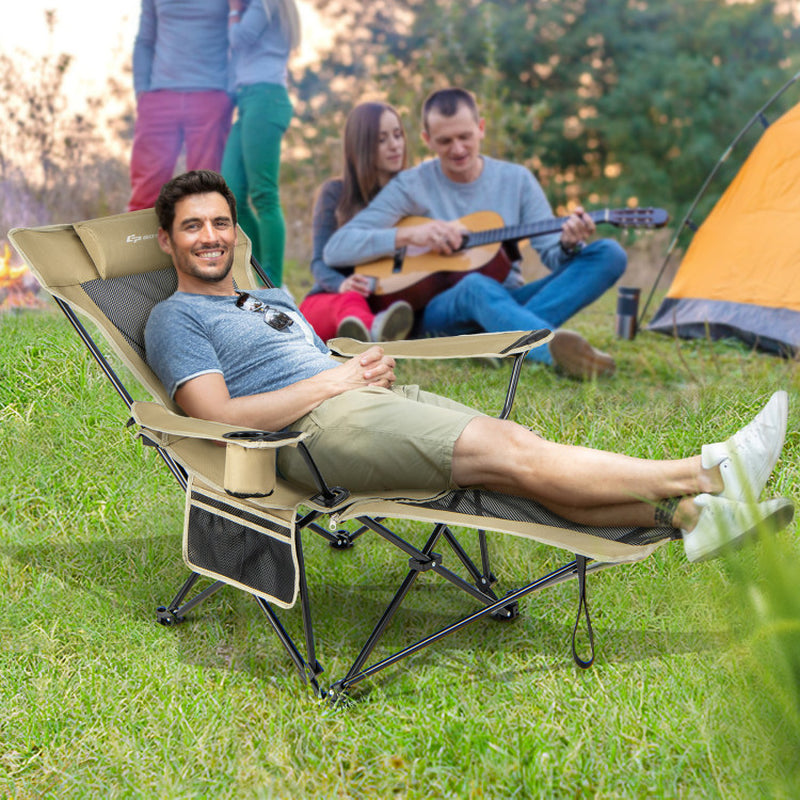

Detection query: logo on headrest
xmin=126 ymin=233 xmax=158 ymax=244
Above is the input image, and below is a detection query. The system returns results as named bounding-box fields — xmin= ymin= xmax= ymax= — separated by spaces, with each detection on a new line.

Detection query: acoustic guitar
xmin=354 ymin=207 xmax=669 ymax=311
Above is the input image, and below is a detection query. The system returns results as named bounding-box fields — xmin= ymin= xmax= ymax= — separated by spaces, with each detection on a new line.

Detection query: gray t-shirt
xmin=322 ymin=155 xmax=571 ymax=285
xmin=144 ymin=289 xmax=336 ymax=400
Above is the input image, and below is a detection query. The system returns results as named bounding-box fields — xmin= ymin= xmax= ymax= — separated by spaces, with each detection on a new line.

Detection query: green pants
xmin=222 ymin=82 xmax=293 ymax=286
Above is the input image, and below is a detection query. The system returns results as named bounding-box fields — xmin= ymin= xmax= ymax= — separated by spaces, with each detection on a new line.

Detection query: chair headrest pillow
xmin=73 ymin=209 xmax=174 ymax=279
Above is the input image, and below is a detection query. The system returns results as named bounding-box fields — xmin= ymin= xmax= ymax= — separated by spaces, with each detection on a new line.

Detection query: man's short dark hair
xmin=422 ymin=88 xmax=480 ymax=132
xmin=155 ymin=170 xmax=238 ymax=234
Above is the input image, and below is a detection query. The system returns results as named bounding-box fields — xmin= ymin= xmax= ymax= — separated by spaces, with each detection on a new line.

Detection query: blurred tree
xmin=0 ymin=12 xmax=131 ymax=230
xmin=296 ymin=0 xmax=799 ymax=216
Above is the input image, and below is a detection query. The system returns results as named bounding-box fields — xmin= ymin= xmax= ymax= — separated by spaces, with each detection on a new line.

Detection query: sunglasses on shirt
xmin=235 ymin=291 xmax=294 ymax=331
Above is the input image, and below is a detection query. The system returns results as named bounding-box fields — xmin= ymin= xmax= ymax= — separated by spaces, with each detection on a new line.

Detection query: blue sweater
xmin=229 ymin=0 xmax=292 ymax=90
xmin=323 ymin=156 xmax=571 ymax=286
xmin=133 ymin=0 xmax=230 ymax=94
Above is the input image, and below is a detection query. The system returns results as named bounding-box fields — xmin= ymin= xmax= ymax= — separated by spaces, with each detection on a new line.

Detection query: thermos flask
xmin=615 ymin=287 xmax=640 ymax=340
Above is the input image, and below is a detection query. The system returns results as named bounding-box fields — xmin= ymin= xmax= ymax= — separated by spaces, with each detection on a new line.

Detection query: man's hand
xmin=395 ymin=219 xmax=468 ymax=255
xmin=560 ymin=206 xmax=596 ymax=251
xmin=174 ymin=346 xmax=397 ymax=434
xmin=326 ymin=345 xmax=396 ymax=391
xmin=338 ymin=274 xmax=375 ymax=297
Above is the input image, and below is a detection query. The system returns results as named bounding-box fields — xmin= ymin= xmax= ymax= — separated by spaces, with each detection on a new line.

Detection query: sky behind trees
xmin=10 ymin=1 xmax=329 ymax=108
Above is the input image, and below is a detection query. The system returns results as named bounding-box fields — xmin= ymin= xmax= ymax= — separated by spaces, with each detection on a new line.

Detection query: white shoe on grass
xmin=681 ymin=493 xmax=794 ymax=563
xmin=371 ymin=300 xmax=414 ymax=342
xmin=336 ymin=316 xmax=371 ymax=342
xmin=702 ymin=390 xmax=788 ymax=502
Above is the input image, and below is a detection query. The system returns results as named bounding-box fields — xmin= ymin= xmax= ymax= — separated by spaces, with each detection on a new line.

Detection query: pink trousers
xmin=299 ymin=291 xmax=375 ymax=342
xmin=128 ymin=90 xmax=233 ymax=211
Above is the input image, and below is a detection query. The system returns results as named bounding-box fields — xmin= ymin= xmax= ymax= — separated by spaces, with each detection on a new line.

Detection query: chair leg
xmin=156 ymin=572 xmax=226 ymax=625
xmin=439 ymin=527 xmax=519 ymax=620
xmin=253 ymin=595 xmax=324 ymax=697
xmin=254 ymin=522 xmax=326 ymax=697
xmin=328 ymin=557 xmax=593 ymax=698
xmin=328 ymin=519 xmax=530 ymax=697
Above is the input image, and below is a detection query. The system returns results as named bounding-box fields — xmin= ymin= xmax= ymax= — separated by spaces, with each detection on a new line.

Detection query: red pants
xmin=299 ymin=292 xmax=374 ymax=342
xmin=128 ymin=90 xmax=233 ymax=211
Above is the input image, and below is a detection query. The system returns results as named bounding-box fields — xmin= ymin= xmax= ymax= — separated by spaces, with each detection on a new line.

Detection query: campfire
xmin=0 ymin=242 xmax=47 ymax=311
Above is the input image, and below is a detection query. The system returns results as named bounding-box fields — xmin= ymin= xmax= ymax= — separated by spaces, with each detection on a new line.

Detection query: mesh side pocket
xmin=184 ymin=484 xmax=298 ymax=608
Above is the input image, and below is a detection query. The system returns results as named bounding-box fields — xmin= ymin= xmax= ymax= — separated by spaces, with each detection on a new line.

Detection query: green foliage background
xmin=1 ymin=0 xmax=798 ymax=267
xmin=293 ymin=0 xmax=799 ymax=217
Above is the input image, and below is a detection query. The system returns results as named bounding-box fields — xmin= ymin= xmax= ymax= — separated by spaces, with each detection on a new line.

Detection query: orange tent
xmin=648 ymin=101 xmax=800 ymax=356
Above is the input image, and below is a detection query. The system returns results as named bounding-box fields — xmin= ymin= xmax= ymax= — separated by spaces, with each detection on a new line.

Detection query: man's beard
xmin=183 ymin=250 xmax=234 ymax=282
xmin=204 ymin=259 xmax=233 ymax=282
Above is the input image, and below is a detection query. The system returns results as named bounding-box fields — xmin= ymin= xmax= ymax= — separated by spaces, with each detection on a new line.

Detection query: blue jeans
xmin=222 ymin=83 xmax=293 ymax=286
xmin=421 ymin=239 xmax=626 ymax=363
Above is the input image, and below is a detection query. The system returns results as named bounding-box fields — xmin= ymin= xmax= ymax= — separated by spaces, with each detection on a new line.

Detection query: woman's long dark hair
xmin=335 ymin=101 xmax=407 ymax=227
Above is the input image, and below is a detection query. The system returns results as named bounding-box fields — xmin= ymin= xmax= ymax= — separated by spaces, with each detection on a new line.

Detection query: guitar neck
xmin=464 ymin=210 xmax=610 ymax=249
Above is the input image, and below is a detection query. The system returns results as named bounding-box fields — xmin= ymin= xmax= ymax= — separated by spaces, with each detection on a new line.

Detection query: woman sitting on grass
xmin=299 ymin=101 xmax=415 ymax=343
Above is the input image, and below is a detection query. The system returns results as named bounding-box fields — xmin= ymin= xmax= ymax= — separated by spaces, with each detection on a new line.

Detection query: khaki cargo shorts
xmin=277 ymin=385 xmax=485 ymax=493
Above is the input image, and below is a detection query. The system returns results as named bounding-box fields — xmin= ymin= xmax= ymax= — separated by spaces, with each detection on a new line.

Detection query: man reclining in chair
xmin=144 ymin=170 xmax=794 ymax=563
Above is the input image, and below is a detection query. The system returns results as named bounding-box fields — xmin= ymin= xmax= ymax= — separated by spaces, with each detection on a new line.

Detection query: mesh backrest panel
xmin=413 ymin=490 xmax=677 ymax=547
xmin=81 ymin=267 xmax=178 ymax=361
xmin=81 ymin=268 xmax=242 ymax=363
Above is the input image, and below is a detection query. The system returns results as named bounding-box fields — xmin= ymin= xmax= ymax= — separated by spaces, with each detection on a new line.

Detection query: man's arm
xmin=132 ymin=0 xmax=157 ymax=96
xmin=322 ymin=175 xmax=467 ymax=267
xmin=322 ymin=179 xmax=409 ymax=266
xmin=175 ymin=346 xmax=397 ymax=431
xmin=517 ymin=169 xmax=595 ymax=271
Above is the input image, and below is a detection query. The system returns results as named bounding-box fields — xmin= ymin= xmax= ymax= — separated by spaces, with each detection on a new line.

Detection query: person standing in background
xmin=222 ymin=0 xmax=301 ymax=289
xmin=128 ymin=0 xmax=233 ymax=212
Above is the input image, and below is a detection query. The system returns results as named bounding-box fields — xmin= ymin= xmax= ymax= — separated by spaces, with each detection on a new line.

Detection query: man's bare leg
xmin=451 ymin=417 xmax=722 ymax=528
xmin=451 ymin=398 xmax=793 ymax=561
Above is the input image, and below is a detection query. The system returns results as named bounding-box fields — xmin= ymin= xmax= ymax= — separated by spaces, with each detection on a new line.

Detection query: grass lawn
xmin=1 ymin=291 xmax=799 ymax=799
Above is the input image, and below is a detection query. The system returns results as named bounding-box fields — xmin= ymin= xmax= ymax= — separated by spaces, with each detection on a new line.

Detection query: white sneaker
xmin=371 ymin=300 xmax=414 ymax=342
xmin=336 ymin=316 xmax=371 ymax=342
xmin=681 ymin=493 xmax=794 ymax=562
xmin=702 ymin=391 xmax=788 ymax=502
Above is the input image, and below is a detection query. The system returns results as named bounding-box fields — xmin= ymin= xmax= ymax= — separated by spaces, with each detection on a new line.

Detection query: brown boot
xmin=549 ymin=329 xmax=615 ymax=380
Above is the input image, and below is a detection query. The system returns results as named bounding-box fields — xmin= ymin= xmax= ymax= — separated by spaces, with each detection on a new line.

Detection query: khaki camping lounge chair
xmin=9 ymin=211 xmax=678 ymax=700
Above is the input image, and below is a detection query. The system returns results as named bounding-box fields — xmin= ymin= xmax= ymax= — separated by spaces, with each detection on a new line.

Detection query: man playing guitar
xmin=323 ymin=87 xmax=626 ymax=380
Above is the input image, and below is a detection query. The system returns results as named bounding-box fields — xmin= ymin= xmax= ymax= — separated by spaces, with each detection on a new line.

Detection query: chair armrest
xmin=130 ymin=401 xmax=306 ymax=448
xmin=327 ymin=329 xmax=552 ymax=360
xmin=131 ymin=401 xmax=306 ymax=498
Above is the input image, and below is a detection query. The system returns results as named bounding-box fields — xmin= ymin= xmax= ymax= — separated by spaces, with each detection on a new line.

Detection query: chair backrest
xmin=9 ymin=209 xmax=254 ymax=411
